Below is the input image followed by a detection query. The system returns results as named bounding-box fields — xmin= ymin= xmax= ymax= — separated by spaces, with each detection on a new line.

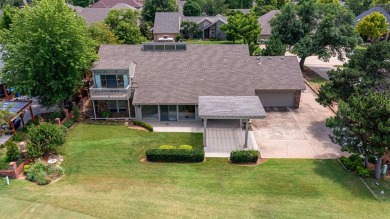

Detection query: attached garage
xmin=255 ymin=90 xmax=298 ymax=107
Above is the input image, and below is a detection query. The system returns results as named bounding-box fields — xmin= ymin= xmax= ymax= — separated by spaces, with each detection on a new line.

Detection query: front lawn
xmin=1 ymin=124 xmax=390 ymax=218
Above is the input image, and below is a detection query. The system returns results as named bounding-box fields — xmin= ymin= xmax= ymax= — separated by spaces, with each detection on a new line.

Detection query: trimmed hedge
xmin=146 ymin=149 xmax=204 ymax=162
xmin=179 ymin=145 xmax=193 ymax=150
xmin=133 ymin=120 xmax=153 ymax=132
xmin=230 ymin=150 xmax=258 ymax=164
xmin=159 ymin=145 xmax=176 ymax=149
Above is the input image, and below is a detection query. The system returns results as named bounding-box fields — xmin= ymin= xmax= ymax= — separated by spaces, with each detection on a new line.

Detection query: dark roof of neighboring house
xmin=94 ymin=44 xmax=306 ymax=105
xmin=78 ymin=4 xmax=138 ymax=25
xmin=153 ymin=12 xmax=227 ymax=34
xmin=258 ymin=10 xmax=279 ymax=36
xmin=355 ymin=7 xmax=390 ymax=29
xmin=90 ymin=0 xmax=142 ymax=9
xmin=153 ymin=12 xmax=181 ymax=34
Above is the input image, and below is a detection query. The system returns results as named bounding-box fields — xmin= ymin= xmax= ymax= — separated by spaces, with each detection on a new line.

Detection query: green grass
xmin=355 ymin=45 xmax=368 ymax=51
xmin=1 ymin=124 xmax=390 ymax=218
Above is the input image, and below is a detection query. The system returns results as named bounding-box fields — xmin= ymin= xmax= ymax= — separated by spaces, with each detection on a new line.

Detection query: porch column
xmin=127 ymin=100 xmax=131 ymax=118
xmin=244 ymin=119 xmax=249 ymax=148
xmin=92 ymin=100 xmax=97 ymax=120
xmin=10 ymin=121 xmax=16 ymax=135
xmin=203 ymin=118 xmax=207 ymax=147
xmin=239 ymin=119 xmax=242 ymax=128
xmin=28 ymin=104 xmax=34 ymax=121
xmin=20 ymin=112 xmax=25 ymax=127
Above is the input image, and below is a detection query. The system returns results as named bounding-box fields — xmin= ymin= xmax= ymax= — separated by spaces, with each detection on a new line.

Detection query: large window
xmin=108 ymin=100 xmax=128 ymax=113
xmin=178 ymin=105 xmax=195 ymax=120
xmin=142 ymin=105 xmax=158 ymax=119
xmin=95 ymin=74 xmax=129 ymax=88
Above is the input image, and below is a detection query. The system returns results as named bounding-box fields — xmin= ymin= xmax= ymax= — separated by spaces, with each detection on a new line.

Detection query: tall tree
xmin=200 ymin=0 xmax=229 ymax=16
xmin=183 ymin=0 xmax=201 ymax=16
xmin=1 ymin=0 xmax=97 ymax=107
xmin=251 ymin=4 xmax=277 ymax=16
xmin=225 ymin=0 xmax=253 ymax=9
xmin=261 ymin=36 xmax=286 ymax=56
xmin=141 ymin=0 xmax=177 ymax=23
xmin=139 ymin=22 xmax=153 ymax=40
xmin=345 ymin=0 xmax=373 ymax=15
xmin=271 ymin=1 xmax=361 ymax=69
xmin=181 ymin=20 xmax=199 ymax=39
xmin=327 ymin=92 xmax=390 ymax=180
xmin=88 ymin=22 xmax=120 ymax=45
xmin=71 ymin=0 xmax=93 ymax=7
xmin=0 ymin=0 xmax=23 ymax=8
xmin=0 ymin=5 xmax=19 ymax=30
xmin=356 ymin=12 xmax=389 ymax=44
xmin=255 ymin=0 xmax=290 ymax=9
xmin=105 ymin=9 xmax=145 ymax=44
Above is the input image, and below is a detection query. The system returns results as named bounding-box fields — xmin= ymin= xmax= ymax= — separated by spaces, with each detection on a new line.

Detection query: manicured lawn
xmin=1 ymin=124 xmax=390 ymax=218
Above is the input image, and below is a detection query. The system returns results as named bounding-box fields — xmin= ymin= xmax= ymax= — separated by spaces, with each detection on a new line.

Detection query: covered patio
xmin=0 ymin=100 xmax=34 ymax=135
xmin=198 ymin=96 xmax=267 ymax=157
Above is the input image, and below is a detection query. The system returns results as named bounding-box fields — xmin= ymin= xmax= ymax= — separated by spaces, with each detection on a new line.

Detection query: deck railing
xmin=89 ymin=85 xmax=131 ymax=100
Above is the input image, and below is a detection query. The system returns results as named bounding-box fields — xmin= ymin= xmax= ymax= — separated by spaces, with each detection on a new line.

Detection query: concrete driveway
xmin=252 ymin=85 xmax=348 ymax=159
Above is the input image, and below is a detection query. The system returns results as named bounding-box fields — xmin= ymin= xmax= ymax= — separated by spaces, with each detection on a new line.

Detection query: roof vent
xmin=256 ymin=56 xmax=261 ymax=64
xmin=268 ymin=57 xmax=272 ymax=60
xmin=281 ymin=57 xmax=284 ymax=60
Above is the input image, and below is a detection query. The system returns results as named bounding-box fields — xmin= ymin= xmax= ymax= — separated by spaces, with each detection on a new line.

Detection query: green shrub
xmin=26 ymin=119 xmax=39 ymax=128
xmin=6 ymin=141 xmax=20 ymax=161
xmin=26 ymin=143 xmax=43 ymax=159
xmin=26 ymin=161 xmax=63 ymax=185
xmin=133 ymin=120 xmax=153 ymax=132
xmin=27 ymin=123 xmax=66 ymax=158
xmin=47 ymin=166 xmax=64 ymax=177
xmin=230 ymin=150 xmax=258 ymax=163
xmin=35 ymin=170 xmax=50 ymax=185
xmin=72 ymin=105 xmax=80 ymax=122
xmin=349 ymin=154 xmax=362 ymax=162
xmin=340 ymin=156 xmax=362 ymax=171
xmin=12 ymin=133 xmax=24 ymax=142
xmin=159 ymin=145 xmax=176 ymax=149
xmin=62 ymin=119 xmax=74 ymax=128
xmin=368 ymin=156 xmax=376 ymax=164
xmin=49 ymin=112 xmax=62 ymax=123
xmin=102 ymin=111 xmax=110 ymax=118
xmin=26 ymin=161 xmax=48 ymax=182
xmin=23 ymin=164 xmax=30 ymax=173
xmin=179 ymin=145 xmax=193 ymax=150
xmin=357 ymin=166 xmax=370 ymax=178
xmin=146 ymin=149 xmax=204 ymax=162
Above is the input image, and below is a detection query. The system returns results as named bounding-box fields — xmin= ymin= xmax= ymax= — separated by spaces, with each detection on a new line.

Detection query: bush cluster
xmin=25 ymin=161 xmax=63 ymax=185
xmin=6 ymin=140 xmax=20 ymax=162
xmin=12 ymin=133 xmax=25 ymax=142
xmin=62 ymin=119 xmax=74 ymax=128
xmin=340 ymin=154 xmax=370 ymax=177
xmin=146 ymin=148 xmax=204 ymax=162
xmin=133 ymin=120 xmax=153 ymax=132
xmin=72 ymin=105 xmax=80 ymax=122
xmin=230 ymin=150 xmax=258 ymax=164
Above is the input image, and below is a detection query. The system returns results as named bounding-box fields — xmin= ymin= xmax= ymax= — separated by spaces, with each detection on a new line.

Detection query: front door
xmin=160 ymin=105 xmax=177 ymax=121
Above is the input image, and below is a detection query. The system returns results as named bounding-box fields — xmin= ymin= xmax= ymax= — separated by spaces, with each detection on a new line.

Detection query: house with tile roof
xmin=355 ymin=7 xmax=390 ymax=41
xmin=153 ymin=12 xmax=228 ymax=41
xmin=89 ymin=42 xmax=305 ymax=120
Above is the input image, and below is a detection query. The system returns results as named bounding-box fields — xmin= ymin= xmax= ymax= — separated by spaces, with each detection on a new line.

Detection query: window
xmin=178 ymin=105 xmax=195 ymax=120
xmin=108 ymin=100 xmax=117 ymax=113
xmin=142 ymin=105 xmax=158 ymax=119
xmin=95 ymin=74 xmax=129 ymax=88
xmin=118 ymin=101 xmax=127 ymax=112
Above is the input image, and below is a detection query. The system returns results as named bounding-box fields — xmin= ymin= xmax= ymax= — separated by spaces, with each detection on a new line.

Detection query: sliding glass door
xmin=160 ymin=105 xmax=177 ymax=121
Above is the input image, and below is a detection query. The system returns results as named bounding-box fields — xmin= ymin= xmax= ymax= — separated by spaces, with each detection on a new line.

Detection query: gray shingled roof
xmin=153 ymin=12 xmax=181 ymax=34
xmin=355 ymin=7 xmax=390 ymax=29
xmin=258 ymin=10 xmax=279 ymax=36
xmin=78 ymin=8 xmax=111 ymax=26
xmin=182 ymin=15 xmax=227 ymax=25
xmin=90 ymin=0 xmax=142 ymax=9
xmin=232 ymin=9 xmax=251 ymax=15
xmin=94 ymin=44 xmax=306 ymax=105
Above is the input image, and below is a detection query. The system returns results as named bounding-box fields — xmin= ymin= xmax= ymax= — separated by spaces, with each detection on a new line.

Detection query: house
xmin=90 ymin=0 xmax=142 ymax=9
xmin=67 ymin=3 xmax=84 ymax=13
xmin=78 ymin=3 xmax=138 ymax=26
xmin=153 ymin=12 xmax=228 ymax=41
xmin=355 ymin=7 xmax=390 ymax=41
xmin=89 ymin=42 xmax=305 ymax=120
xmin=258 ymin=10 xmax=279 ymax=40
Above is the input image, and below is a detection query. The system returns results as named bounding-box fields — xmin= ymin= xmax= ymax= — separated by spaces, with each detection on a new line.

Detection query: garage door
xmin=255 ymin=90 xmax=295 ymax=107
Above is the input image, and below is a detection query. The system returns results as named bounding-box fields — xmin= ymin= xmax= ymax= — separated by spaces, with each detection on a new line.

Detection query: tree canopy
xmin=255 ymin=0 xmax=290 ymax=9
xmin=1 ymin=0 xmax=97 ymax=107
xmin=105 ymin=9 xmax=145 ymax=44
xmin=88 ymin=22 xmax=120 ymax=46
xmin=261 ymin=36 xmax=286 ymax=56
xmin=181 ymin=20 xmax=199 ymax=39
xmin=271 ymin=0 xmax=361 ymax=69
xmin=201 ymin=0 xmax=229 ymax=16
xmin=0 ymin=5 xmax=18 ymax=30
xmin=345 ymin=0 xmax=373 ymax=15
xmin=0 ymin=0 xmax=23 ymax=8
xmin=183 ymin=0 xmax=201 ymax=16
xmin=70 ymin=0 xmax=93 ymax=7
xmin=225 ymin=0 xmax=253 ymax=9
xmin=356 ymin=12 xmax=389 ymax=43
xmin=141 ymin=0 xmax=177 ymax=23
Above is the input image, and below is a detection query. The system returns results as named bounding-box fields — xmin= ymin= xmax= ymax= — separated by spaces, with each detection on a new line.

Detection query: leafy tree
xmin=0 ymin=0 xmax=23 ymax=8
xmin=88 ymin=22 xmax=120 ymax=45
xmin=271 ymin=1 xmax=361 ymax=69
xmin=221 ymin=13 xmax=261 ymax=54
xmin=262 ymin=36 xmax=286 ymax=55
xmin=201 ymin=0 xmax=229 ymax=16
xmin=327 ymin=92 xmax=390 ymax=180
xmin=345 ymin=0 xmax=373 ymax=15
xmin=181 ymin=20 xmax=199 ymax=39
xmin=251 ymin=4 xmax=277 ymax=16
xmin=183 ymin=0 xmax=201 ymax=16
xmin=141 ymin=0 xmax=177 ymax=23
xmin=139 ymin=22 xmax=153 ymax=40
xmin=356 ymin=12 xmax=389 ymax=44
xmin=105 ymin=9 xmax=145 ymax=44
xmin=317 ymin=0 xmax=339 ymax=4
xmin=225 ymin=0 xmax=253 ymax=9
xmin=0 ymin=5 xmax=18 ymax=30
xmin=1 ymin=0 xmax=97 ymax=107
xmin=71 ymin=0 xmax=93 ymax=7
xmin=255 ymin=0 xmax=290 ymax=9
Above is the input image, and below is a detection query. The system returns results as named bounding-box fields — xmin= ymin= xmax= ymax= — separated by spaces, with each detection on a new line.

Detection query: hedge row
xmin=230 ymin=150 xmax=258 ymax=163
xmin=340 ymin=154 xmax=370 ymax=177
xmin=133 ymin=120 xmax=153 ymax=132
xmin=146 ymin=149 xmax=204 ymax=162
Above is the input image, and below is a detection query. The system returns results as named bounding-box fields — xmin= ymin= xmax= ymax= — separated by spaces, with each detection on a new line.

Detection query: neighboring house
xmin=90 ymin=0 xmax=142 ymax=9
xmin=258 ymin=10 xmax=279 ymax=40
xmin=355 ymin=7 xmax=390 ymax=41
xmin=153 ymin=12 xmax=227 ymax=41
xmin=89 ymin=43 xmax=305 ymax=120
xmin=78 ymin=3 xmax=138 ymax=26
xmin=67 ymin=3 xmax=84 ymax=13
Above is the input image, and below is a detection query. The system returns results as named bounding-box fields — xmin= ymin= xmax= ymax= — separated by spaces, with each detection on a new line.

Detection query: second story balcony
xmin=90 ymin=84 xmax=131 ymax=100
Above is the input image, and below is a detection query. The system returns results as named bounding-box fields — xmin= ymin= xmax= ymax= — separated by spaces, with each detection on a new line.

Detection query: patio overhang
xmin=0 ymin=100 xmax=34 ymax=134
xmin=198 ymin=96 xmax=267 ymax=148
